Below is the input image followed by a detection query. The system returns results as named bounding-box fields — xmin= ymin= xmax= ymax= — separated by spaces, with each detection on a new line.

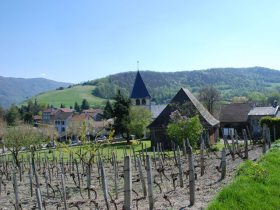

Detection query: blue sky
xmin=0 ymin=0 xmax=280 ymax=83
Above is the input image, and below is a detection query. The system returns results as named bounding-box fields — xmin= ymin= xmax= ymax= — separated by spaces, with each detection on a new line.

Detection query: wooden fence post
xmin=146 ymin=155 xmax=154 ymax=210
xmin=188 ymin=146 xmax=195 ymax=206
xmin=124 ymin=156 xmax=132 ymax=210
xmin=29 ymin=169 xmax=33 ymax=197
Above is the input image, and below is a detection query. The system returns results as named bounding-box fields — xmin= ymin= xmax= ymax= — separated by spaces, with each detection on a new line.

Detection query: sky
xmin=0 ymin=0 xmax=280 ymax=84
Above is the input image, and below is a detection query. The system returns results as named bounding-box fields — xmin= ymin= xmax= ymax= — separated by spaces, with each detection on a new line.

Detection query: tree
xmin=24 ymin=111 xmax=33 ymax=124
xmin=127 ymin=106 xmax=152 ymax=139
xmin=267 ymin=91 xmax=280 ymax=106
xmin=60 ymin=103 xmax=65 ymax=108
xmin=4 ymin=124 xmax=39 ymax=180
xmin=74 ymin=101 xmax=80 ymax=113
xmin=198 ymin=86 xmax=220 ymax=114
xmin=103 ymin=100 xmax=113 ymax=119
xmin=70 ymin=105 xmax=73 ymax=109
xmin=0 ymin=105 xmax=4 ymax=119
xmin=4 ymin=104 xmax=20 ymax=126
xmin=81 ymin=99 xmax=90 ymax=110
xmin=67 ymin=120 xmax=82 ymax=141
xmin=248 ymin=92 xmax=267 ymax=106
xmin=112 ymin=90 xmax=132 ymax=143
xmin=231 ymin=96 xmax=249 ymax=103
xmin=166 ymin=110 xmax=203 ymax=148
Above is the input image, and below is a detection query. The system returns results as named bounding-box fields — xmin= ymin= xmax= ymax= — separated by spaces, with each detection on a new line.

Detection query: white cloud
xmin=40 ymin=73 xmax=46 ymax=76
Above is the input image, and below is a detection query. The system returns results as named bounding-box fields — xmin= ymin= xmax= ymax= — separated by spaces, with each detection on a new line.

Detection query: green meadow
xmin=207 ymin=140 xmax=280 ymax=210
xmin=18 ymin=85 xmax=106 ymax=108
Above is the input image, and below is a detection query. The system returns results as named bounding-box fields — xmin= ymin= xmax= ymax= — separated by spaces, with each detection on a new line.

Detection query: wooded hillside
xmin=84 ymin=67 xmax=280 ymax=103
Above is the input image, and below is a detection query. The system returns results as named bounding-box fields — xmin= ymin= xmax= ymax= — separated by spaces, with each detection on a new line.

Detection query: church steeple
xmin=130 ymin=71 xmax=151 ymax=99
xmin=130 ymin=69 xmax=151 ymax=110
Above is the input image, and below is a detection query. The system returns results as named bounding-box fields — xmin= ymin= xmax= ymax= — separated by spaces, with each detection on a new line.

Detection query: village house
xmin=147 ymin=88 xmax=220 ymax=148
xmin=219 ymin=102 xmax=254 ymax=137
xmin=52 ymin=112 xmax=74 ymax=134
xmin=42 ymin=107 xmax=73 ymax=124
xmin=248 ymin=101 xmax=279 ymax=134
xmin=82 ymin=109 xmax=104 ymax=121
xmin=33 ymin=115 xmax=43 ymax=124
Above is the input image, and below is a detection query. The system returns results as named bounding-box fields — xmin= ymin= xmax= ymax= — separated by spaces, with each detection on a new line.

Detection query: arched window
xmin=136 ymin=99 xmax=140 ymax=105
xmin=142 ymin=99 xmax=146 ymax=105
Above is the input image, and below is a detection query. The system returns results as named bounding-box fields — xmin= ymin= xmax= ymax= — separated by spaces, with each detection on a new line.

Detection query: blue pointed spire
xmin=130 ymin=71 xmax=151 ymax=99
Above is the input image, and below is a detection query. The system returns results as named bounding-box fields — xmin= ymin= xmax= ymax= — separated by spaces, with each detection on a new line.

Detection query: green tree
xmin=81 ymin=99 xmax=90 ymax=110
xmin=267 ymin=91 xmax=280 ymax=106
xmin=24 ymin=111 xmax=33 ymax=124
xmin=4 ymin=104 xmax=19 ymax=126
xmin=166 ymin=110 xmax=203 ymax=147
xmin=112 ymin=90 xmax=132 ymax=143
xmin=74 ymin=101 xmax=80 ymax=113
xmin=127 ymin=106 xmax=152 ymax=139
xmin=60 ymin=103 xmax=65 ymax=108
xmin=248 ymin=92 xmax=267 ymax=106
xmin=103 ymin=100 xmax=113 ymax=119
xmin=0 ymin=105 xmax=4 ymax=119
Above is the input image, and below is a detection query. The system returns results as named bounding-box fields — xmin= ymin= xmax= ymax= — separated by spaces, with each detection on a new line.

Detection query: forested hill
xmin=0 ymin=76 xmax=72 ymax=109
xmin=84 ymin=67 xmax=280 ymax=102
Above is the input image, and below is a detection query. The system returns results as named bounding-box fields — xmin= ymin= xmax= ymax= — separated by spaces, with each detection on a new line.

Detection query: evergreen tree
xmin=70 ymin=105 xmax=73 ymax=109
xmin=24 ymin=112 xmax=33 ymax=124
xmin=47 ymin=103 xmax=50 ymax=109
xmin=60 ymin=103 xmax=65 ymax=108
xmin=81 ymin=99 xmax=90 ymax=111
xmin=4 ymin=104 xmax=20 ymax=126
xmin=74 ymin=101 xmax=80 ymax=113
xmin=50 ymin=105 xmax=54 ymax=108
xmin=103 ymin=100 xmax=113 ymax=119
xmin=112 ymin=90 xmax=132 ymax=143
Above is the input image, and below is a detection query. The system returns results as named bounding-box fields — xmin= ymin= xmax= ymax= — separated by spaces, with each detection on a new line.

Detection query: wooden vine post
xmin=177 ymin=146 xmax=184 ymax=187
xmin=138 ymin=157 xmax=147 ymax=197
xmin=124 ymin=156 xmax=132 ymax=210
xmin=188 ymin=146 xmax=195 ymax=206
xmin=146 ymin=155 xmax=154 ymax=210
xmin=101 ymin=160 xmax=110 ymax=210
xmin=242 ymin=129 xmax=248 ymax=159
xmin=221 ymin=148 xmax=226 ymax=179
xmin=230 ymin=130 xmax=235 ymax=160
xmin=200 ymin=140 xmax=205 ymax=176
xmin=263 ymin=124 xmax=267 ymax=154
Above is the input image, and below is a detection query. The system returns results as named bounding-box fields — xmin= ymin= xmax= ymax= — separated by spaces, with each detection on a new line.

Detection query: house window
xmin=136 ymin=99 xmax=140 ymax=105
xmin=142 ymin=99 xmax=146 ymax=105
xmin=55 ymin=121 xmax=58 ymax=125
xmin=252 ymin=120 xmax=255 ymax=125
xmin=57 ymin=121 xmax=60 ymax=125
xmin=62 ymin=127 xmax=65 ymax=132
xmin=62 ymin=121 xmax=65 ymax=125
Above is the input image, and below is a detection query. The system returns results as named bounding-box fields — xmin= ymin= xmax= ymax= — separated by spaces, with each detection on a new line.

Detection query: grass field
xmin=18 ymin=85 xmax=107 ymax=108
xmin=207 ymin=140 xmax=280 ymax=210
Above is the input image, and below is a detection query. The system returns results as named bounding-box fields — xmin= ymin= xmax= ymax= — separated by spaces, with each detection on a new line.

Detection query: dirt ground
xmin=0 ymin=145 xmax=264 ymax=210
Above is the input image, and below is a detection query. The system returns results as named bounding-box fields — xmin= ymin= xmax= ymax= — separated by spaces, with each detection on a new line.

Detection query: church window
xmin=142 ymin=99 xmax=146 ymax=105
xmin=136 ymin=99 xmax=140 ymax=105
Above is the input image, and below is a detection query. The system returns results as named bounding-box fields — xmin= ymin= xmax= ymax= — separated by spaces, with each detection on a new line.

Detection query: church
xmin=130 ymin=70 xmax=220 ymax=148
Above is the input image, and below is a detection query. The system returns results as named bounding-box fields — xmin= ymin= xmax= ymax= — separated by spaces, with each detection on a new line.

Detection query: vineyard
xmin=0 ymin=130 xmax=270 ymax=210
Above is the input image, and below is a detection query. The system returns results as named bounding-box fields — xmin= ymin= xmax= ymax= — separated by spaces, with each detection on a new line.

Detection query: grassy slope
xmin=18 ymin=85 xmax=106 ymax=108
xmin=207 ymin=140 xmax=280 ymax=210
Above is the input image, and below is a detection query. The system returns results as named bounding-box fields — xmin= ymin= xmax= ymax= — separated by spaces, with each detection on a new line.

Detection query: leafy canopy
xmin=166 ymin=110 xmax=203 ymax=147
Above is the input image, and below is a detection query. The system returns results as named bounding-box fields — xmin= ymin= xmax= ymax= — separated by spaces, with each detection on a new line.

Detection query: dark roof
xmin=219 ymin=103 xmax=254 ymax=123
xmin=52 ymin=112 xmax=73 ymax=120
xmin=147 ymin=88 xmax=219 ymax=129
xmin=151 ymin=105 xmax=166 ymax=119
xmin=130 ymin=71 xmax=151 ymax=99
xmin=248 ymin=106 xmax=278 ymax=116
xmin=82 ymin=109 xmax=103 ymax=113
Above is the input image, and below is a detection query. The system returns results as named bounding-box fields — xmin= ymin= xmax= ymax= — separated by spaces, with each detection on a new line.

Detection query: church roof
xmin=147 ymin=88 xmax=219 ymax=129
xmin=130 ymin=71 xmax=151 ymax=99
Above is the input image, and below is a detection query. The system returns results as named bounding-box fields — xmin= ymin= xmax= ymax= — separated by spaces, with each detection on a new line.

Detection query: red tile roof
xmin=33 ymin=115 xmax=42 ymax=120
xmin=50 ymin=108 xmax=73 ymax=116
xmin=69 ymin=114 xmax=94 ymax=121
xmin=43 ymin=108 xmax=54 ymax=113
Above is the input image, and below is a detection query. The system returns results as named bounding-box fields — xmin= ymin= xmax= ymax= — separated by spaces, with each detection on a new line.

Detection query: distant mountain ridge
xmin=85 ymin=67 xmax=280 ymax=102
xmin=0 ymin=76 xmax=73 ymax=108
